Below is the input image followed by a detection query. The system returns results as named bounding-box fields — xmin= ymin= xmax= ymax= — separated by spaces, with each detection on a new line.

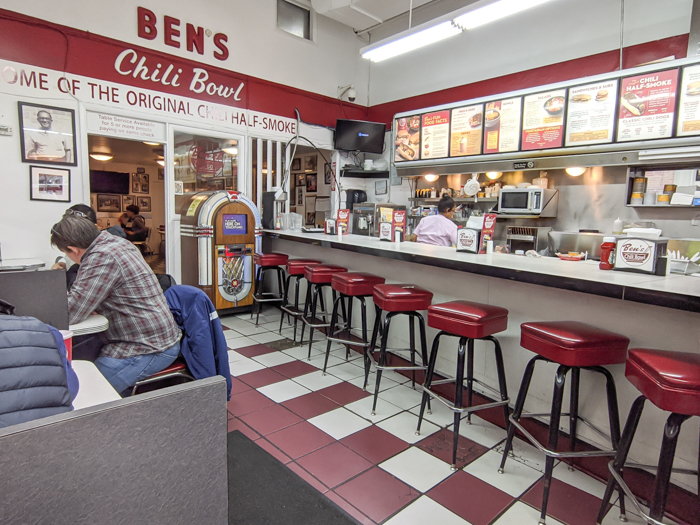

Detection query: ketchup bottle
xmin=599 ymin=237 xmax=616 ymax=270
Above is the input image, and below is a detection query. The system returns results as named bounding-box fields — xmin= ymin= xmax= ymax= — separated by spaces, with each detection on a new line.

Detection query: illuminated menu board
xmin=450 ymin=104 xmax=484 ymax=157
xmin=677 ymin=64 xmax=700 ymax=137
xmin=421 ymin=110 xmax=450 ymax=160
xmin=393 ymin=115 xmax=420 ymax=162
xmin=522 ymin=89 xmax=566 ymax=150
xmin=565 ymin=80 xmax=618 ymax=146
xmin=482 ymin=97 xmax=522 ymax=154
xmin=617 ymin=69 xmax=679 ymax=142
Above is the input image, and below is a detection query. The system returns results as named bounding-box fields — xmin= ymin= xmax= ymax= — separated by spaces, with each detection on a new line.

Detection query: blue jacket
xmin=164 ymin=285 xmax=232 ymax=400
xmin=0 ymin=316 xmax=79 ymax=429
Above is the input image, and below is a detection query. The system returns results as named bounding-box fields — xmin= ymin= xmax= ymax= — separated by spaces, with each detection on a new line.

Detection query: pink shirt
xmin=413 ymin=214 xmax=458 ymax=247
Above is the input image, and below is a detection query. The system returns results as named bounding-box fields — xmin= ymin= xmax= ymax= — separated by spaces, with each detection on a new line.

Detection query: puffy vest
xmin=0 ymin=316 xmax=72 ymax=428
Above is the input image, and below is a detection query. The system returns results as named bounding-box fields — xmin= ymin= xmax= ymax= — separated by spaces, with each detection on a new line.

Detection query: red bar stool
xmin=300 ymin=265 xmax=348 ymax=359
xmin=416 ymin=301 xmax=510 ymax=469
xmin=499 ymin=321 xmax=630 ymax=525
xmin=368 ymin=284 xmax=433 ymax=415
xmin=278 ymin=259 xmax=322 ymax=343
xmin=597 ymin=349 xmax=700 ymax=525
xmin=251 ymin=252 xmax=288 ymax=326
xmin=322 ymin=273 xmax=386 ymax=374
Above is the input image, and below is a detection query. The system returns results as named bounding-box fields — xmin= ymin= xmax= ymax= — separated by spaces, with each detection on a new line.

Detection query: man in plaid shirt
xmin=51 ymin=214 xmax=181 ymax=395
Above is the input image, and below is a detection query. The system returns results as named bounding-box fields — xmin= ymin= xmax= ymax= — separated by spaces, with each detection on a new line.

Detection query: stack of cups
xmin=59 ymin=330 xmax=73 ymax=361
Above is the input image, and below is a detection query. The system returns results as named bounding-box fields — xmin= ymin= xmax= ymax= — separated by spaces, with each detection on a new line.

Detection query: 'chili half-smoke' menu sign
xmin=565 ymin=80 xmax=618 ymax=146
xmin=482 ymin=97 xmax=521 ymax=154
xmin=421 ymin=110 xmax=450 ymax=160
xmin=450 ymin=104 xmax=483 ymax=157
xmin=522 ymin=89 xmax=566 ymax=150
xmin=677 ymin=65 xmax=700 ymax=137
xmin=617 ymin=69 xmax=679 ymax=142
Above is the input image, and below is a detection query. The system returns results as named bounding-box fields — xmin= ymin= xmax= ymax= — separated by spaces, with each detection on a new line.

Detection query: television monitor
xmin=333 ymin=119 xmax=386 ymax=154
xmin=89 ymin=170 xmax=130 ymax=195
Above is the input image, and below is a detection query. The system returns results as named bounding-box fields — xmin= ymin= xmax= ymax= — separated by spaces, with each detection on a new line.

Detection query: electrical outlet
xmin=692 ymin=214 xmax=700 ymax=226
xmin=0 ymin=125 xmax=12 ymax=136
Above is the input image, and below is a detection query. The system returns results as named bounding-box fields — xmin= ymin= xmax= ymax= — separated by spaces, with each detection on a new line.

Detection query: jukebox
xmin=180 ymin=191 xmax=261 ymax=312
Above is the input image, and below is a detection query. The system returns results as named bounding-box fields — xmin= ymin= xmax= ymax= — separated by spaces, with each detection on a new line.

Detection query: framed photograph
xmin=90 ymin=193 xmax=97 ymax=210
xmin=132 ymin=172 xmax=150 ymax=194
xmin=375 ymin=179 xmax=388 ymax=195
xmin=295 ymin=173 xmax=306 ymax=187
xmin=296 ymin=186 xmax=304 ymax=205
xmin=174 ymin=181 xmax=184 ymax=195
xmin=122 ymin=195 xmax=135 ymax=211
xmin=18 ymin=102 xmax=77 ymax=166
xmin=306 ymin=212 xmax=316 ymax=225
xmin=137 ymin=196 xmax=152 ymax=212
xmin=157 ymin=168 xmax=164 ymax=180
xmin=29 ymin=166 xmax=71 ymax=202
xmin=306 ymin=173 xmax=317 ymax=193
xmin=324 ymin=163 xmax=332 ymax=185
xmin=291 ymin=158 xmax=301 ymax=171
xmin=304 ymin=155 xmax=317 ymax=172
xmin=96 ymin=194 xmax=122 ymax=212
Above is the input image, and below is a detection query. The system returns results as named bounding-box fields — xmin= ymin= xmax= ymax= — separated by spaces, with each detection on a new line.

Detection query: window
xmin=277 ymin=0 xmax=311 ymax=40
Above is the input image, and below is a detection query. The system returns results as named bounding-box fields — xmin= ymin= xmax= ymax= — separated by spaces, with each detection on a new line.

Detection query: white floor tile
xmin=220 ymin=317 xmax=246 ymax=329
xmin=292 ymin=370 xmax=343 ymax=391
xmin=226 ymin=336 xmax=258 ymax=350
xmin=379 ymin=384 xmax=425 ymax=411
xmin=257 ymin=379 xmax=310 ymax=403
xmin=377 ymin=412 xmax=439 ymax=444
xmin=494 ymin=436 xmax=549 ymax=473
xmin=326 ymin=361 xmax=365 ymax=381
xmin=252 ymin=352 xmax=296 ymax=367
xmin=457 ymin=415 xmax=508 ymax=449
xmin=308 ymin=407 xmax=371 ymax=440
xmin=249 ymin=332 xmax=285 ymax=344
xmin=230 ymin=322 xmax=271 ymax=337
xmin=283 ymin=345 xmax=323 ymax=360
xmin=383 ymin=496 xmax=470 ymax=525
xmin=492 ymin=502 xmax=564 ymax=525
xmin=463 ymin=450 xmax=542 ymax=498
xmin=380 ymin=447 xmax=454 ymax=492
xmin=279 ymin=327 xmax=298 ymax=340
xmin=258 ymin=320 xmax=283 ymax=331
xmin=306 ymin=353 xmax=345 ymax=370
xmin=552 ymin=462 xmax=608 ymax=500
xmin=228 ymin=357 xmax=265 ymax=376
xmin=409 ymin=399 xmax=458 ymax=429
xmin=227 ymin=350 xmax=247 ymax=363
xmin=312 ymin=341 xmax=346 ymax=353
xmin=344 ymin=396 xmax=403 ymax=423
xmin=348 ymin=373 xmax=400 ymax=393
xmin=223 ymin=329 xmax=244 ymax=340
xmin=329 ymin=347 xmax=363 ymax=362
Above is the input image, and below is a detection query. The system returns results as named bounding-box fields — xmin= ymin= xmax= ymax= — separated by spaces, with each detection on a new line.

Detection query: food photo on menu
xmin=394 ymin=115 xmax=421 ymax=162
xmin=677 ymin=64 xmax=700 ymax=136
xmin=522 ymin=89 xmax=566 ymax=150
xmin=482 ymin=97 xmax=522 ymax=154
xmin=450 ymin=104 xmax=484 ymax=157
xmin=565 ymin=80 xmax=618 ymax=146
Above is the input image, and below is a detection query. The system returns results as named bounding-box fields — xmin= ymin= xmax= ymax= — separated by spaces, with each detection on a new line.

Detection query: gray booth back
xmin=0 ymin=377 xmax=228 ymax=524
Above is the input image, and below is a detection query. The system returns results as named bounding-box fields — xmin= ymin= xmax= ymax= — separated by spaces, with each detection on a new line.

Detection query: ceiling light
xmin=143 ymin=141 xmax=160 ymax=146
xmin=89 ymin=153 xmax=113 ymax=161
xmin=454 ymin=0 xmax=556 ymax=30
xmin=486 ymin=171 xmax=502 ymax=180
xmin=424 ymin=174 xmax=439 ymax=182
xmin=566 ymin=167 xmax=586 ymax=177
xmin=361 ymin=21 xmax=462 ymax=63
xmin=156 ymin=159 xmax=165 ymax=167
xmin=222 ymin=146 xmax=238 ymax=155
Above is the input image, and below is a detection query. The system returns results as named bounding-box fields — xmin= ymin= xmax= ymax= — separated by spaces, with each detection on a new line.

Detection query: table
xmin=71 ymin=360 xmax=121 ymax=409
xmin=69 ymin=314 xmax=109 ymax=336
xmin=0 ymin=258 xmax=45 ymax=271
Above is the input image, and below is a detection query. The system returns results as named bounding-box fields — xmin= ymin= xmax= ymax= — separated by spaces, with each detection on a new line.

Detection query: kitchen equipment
xmin=506 ymin=226 xmax=551 ymax=254
xmin=343 ymin=189 xmax=367 ymax=208
xmin=669 ymin=259 xmax=700 ymax=274
xmin=363 ymin=159 xmax=374 ymax=170
xmin=464 ymin=175 xmax=480 ymax=196
xmin=623 ymin=227 xmax=662 ymax=239
xmin=498 ymin=187 xmax=559 ymax=217
xmin=614 ymin=237 xmax=668 ymax=275
xmin=516 ymin=182 xmax=531 ymax=188
xmin=548 ymin=231 xmax=613 ymax=261
xmin=351 ymin=203 xmax=376 ymax=236
xmin=532 ymin=172 xmax=549 ymax=189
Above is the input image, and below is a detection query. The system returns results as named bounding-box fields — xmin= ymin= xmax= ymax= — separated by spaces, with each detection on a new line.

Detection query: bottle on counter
xmin=612 ymin=217 xmax=624 ymax=235
xmin=599 ymin=236 xmax=616 ymax=270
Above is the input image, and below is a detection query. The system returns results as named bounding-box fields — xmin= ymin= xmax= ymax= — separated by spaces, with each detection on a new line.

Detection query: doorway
xmin=87 ymin=135 xmax=167 ymax=272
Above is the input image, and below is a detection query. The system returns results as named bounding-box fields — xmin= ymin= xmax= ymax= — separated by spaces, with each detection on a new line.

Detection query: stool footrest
xmin=253 ymin=295 xmax=284 ymax=303
xmin=427 ymin=377 xmax=505 ymax=400
xmin=376 ymin=364 xmax=427 ymax=372
xmin=423 ymin=387 xmax=509 ymax=415
xmin=301 ymin=315 xmax=333 ymax=329
xmin=607 ymin=464 xmax=665 ymax=525
xmin=281 ymin=305 xmax=304 ymax=317
xmin=327 ymin=329 xmax=370 ymax=348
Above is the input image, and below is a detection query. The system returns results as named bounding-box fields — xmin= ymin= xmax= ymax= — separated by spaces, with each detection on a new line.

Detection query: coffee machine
xmin=351 ymin=203 xmax=376 ymax=235
xmin=342 ymin=189 xmax=367 ymax=209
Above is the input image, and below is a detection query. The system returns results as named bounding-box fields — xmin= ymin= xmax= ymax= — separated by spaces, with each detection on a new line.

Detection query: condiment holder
xmin=669 ymin=259 xmax=700 ymax=275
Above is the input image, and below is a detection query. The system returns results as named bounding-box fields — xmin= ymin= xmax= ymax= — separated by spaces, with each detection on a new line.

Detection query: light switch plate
xmin=0 ymin=125 xmax=12 ymax=136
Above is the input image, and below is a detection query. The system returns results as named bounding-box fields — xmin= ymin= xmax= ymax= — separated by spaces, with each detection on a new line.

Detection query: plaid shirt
xmin=68 ymin=232 xmax=180 ymax=359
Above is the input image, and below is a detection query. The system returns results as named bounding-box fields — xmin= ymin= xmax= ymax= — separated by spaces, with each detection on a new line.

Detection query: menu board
xmin=393 ymin=115 xmax=421 ymax=162
xmin=617 ymin=69 xmax=679 ymax=142
xmin=421 ymin=111 xmax=450 ymax=160
xmin=482 ymin=97 xmax=522 ymax=154
xmin=522 ymin=89 xmax=566 ymax=150
xmin=565 ymin=80 xmax=618 ymax=146
xmin=677 ymin=65 xmax=700 ymax=137
xmin=450 ymin=104 xmax=484 ymax=157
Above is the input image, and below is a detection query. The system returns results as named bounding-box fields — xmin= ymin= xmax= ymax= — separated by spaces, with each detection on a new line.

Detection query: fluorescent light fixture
xmin=143 ymin=141 xmax=160 ymax=146
xmin=424 ymin=174 xmax=439 ymax=182
xmin=89 ymin=153 xmax=113 ymax=161
xmin=566 ymin=167 xmax=586 ymax=177
xmin=454 ymin=0 xmax=556 ymax=30
xmin=361 ymin=21 xmax=462 ymax=63
xmin=222 ymin=146 xmax=238 ymax=155
xmin=156 ymin=159 xmax=165 ymax=167
xmin=486 ymin=171 xmax=502 ymax=180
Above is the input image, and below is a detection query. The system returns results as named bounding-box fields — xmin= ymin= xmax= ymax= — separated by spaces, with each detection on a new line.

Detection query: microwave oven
xmin=498 ymin=187 xmax=559 ymax=217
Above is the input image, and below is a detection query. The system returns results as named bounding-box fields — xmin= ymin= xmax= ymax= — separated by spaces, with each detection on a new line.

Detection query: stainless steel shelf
xmin=408 ymin=197 xmax=498 ymax=203
xmin=626 ymin=204 xmax=698 ymax=208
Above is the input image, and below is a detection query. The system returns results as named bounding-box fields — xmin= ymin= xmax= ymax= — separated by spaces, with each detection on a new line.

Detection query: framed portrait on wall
xmin=306 ymin=212 xmax=316 ymax=226
xmin=18 ymin=102 xmax=77 ymax=166
xmin=304 ymin=155 xmax=317 ymax=172
xmin=122 ymin=195 xmax=135 ymax=211
xmin=291 ymin=158 xmax=301 ymax=171
xmin=137 ymin=196 xmax=152 ymax=212
xmin=295 ymin=173 xmax=306 ymax=187
xmin=96 ymin=194 xmax=122 ymax=212
xmin=296 ymin=187 xmax=304 ymax=205
xmin=157 ymin=168 xmax=164 ymax=180
xmin=132 ymin=172 xmax=149 ymax=194
xmin=324 ymin=163 xmax=332 ymax=185
xmin=375 ymin=179 xmax=388 ymax=195
xmin=29 ymin=166 xmax=71 ymax=202
xmin=306 ymin=173 xmax=317 ymax=193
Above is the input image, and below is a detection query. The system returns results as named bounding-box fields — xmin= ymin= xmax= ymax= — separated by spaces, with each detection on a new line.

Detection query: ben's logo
xmin=137 ymin=7 xmax=229 ymax=61
xmin=620 ymin=240 xmax=652 ymax=266
xmin=338 ymin=210 xmax=349 ymax=219
xmin=458 ymin=230 xmax=476 ymax=248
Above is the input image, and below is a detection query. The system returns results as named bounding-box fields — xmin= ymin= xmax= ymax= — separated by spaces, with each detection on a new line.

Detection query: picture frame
xmin=296 ymin=186 xmax=304 ymax=205
xmin=306 ymin=173 xmax=317 ymax=193
xmin=136 ymin=167 xmax=146 ymax=174
xmin=122 ymin=195 xmax=135 ymax=211
xmin=306 ymin=212 xmax=316 ymax=226
xmin=157 ymin=168 xmax=164 ymax=181
xmin=18 ymin=102 xmax=77 ymax=166
xmin=29 ymin=166 xmax=71 ymax=202
xmin=132 ymin=172 xmax=150 ymax=194
xmin=96 ymin=194 xmax=122 ymax=212
xmin=295 ymin=173 xmax=306 ymax=187
xmin=291 ymin=158 xmax=301 ymax=171
xmin=174 ymin=181 xmax=184 ymax=195
xmin=375 ymin=179 xmax=388 ymax=195
xmin=137 ymin=196 xmax=152 ymax=212
xmin=324 ymin=163 xmax=332 ymax=185
xmin=304 ymin=155 xmax=317 ymax=172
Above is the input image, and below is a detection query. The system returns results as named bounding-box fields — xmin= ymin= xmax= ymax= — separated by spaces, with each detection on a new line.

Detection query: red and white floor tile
xmin=222 ymin=308 xmax=637 ymax=525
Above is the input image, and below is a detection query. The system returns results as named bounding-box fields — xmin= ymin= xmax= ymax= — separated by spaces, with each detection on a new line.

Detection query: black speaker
xmin=261 ymin=191 xmax=276 ymax=229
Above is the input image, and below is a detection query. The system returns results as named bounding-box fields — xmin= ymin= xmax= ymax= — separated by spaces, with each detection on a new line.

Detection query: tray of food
xmin=555 ymin=252 xmax=587 ymax=261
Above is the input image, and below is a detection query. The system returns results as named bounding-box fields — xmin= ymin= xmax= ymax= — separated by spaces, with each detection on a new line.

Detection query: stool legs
xmin=486 ymin=335 xmax=511 ymax=428
xmin=307 ymin=284 xmax=321 ymax=359
xmin=568 ymin=367 xmax=580 ymax=469
xmin=323 ymin=294 xmax=343 ymax=374
xmin=364 ymin=305 xmax=382 ymax=391
xmin=651 ymin=412 xmax=691 ymax=520
xmin=416 ymin=333 xmax=445 ymax=432
xmin=371 ymin=312 xmax=393 ymax=415
xmin=451 ymin=337 xmax=469 ymax=469
xmin=278 ymin=274 xmax=292 ymax=335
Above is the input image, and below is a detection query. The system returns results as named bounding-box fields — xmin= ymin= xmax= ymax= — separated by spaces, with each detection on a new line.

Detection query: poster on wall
xmin=565 ymin=80 xmax=618 ymax=146
xmin=421 ymin=111 xmax=450 ymax=160
xmin=449 ymin=104 xmax=484 ymax=157
xmin=676 ymin=64 xmax=700 ymax=136
xmin=394 ymin=115 xmax=420 ymax=162
xmin=482 ymin=97 xmax=522 ymax=154
xmin=617 ymin=69 xmax=679 ymax=142
xmin=522 ymin=89 xmax=567 ymax=150
xmin=18 ymin=102 xmax=77 ymax=166
xmin=29 ymin=166 xmax=70 ymax=202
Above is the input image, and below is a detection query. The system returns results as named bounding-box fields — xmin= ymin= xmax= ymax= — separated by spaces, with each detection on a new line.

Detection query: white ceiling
xmin=311 ymin=0 xmax=437 ymax=31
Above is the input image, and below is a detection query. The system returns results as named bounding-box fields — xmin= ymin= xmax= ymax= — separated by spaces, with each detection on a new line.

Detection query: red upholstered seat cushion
xmin=626 ymin=349 xmax=700 ymax=416
xmin=146 ymin=359 xmax=188 ymax=379
xmin=373 ymin=284 xmax=433 ymax=312
xmin=520 ymin=321 xmax=629 ymax=367
xmin=331 ymin=272 xmax=386 ymax=296
xmin=429 ymin=301 xmax=508 ymax=339
xmin=254 ymin=252 xmax=289 ymax=267
xmin=286 ymin=259 xmax=322 ymax=275
xmin=304 ymin=265 xmax=348 ymax=284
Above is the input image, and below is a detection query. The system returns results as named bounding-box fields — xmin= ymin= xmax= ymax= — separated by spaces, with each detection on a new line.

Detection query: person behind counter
xmin=407 ymin=194 xmax=458 ymax=247
xmin=50 ymin=214 xmax=181 ymax=396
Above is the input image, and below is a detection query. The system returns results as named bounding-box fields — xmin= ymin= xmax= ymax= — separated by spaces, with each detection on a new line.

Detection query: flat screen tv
xmin=90 ymin=170 xmax=130 ymax=195
xmin=333 ymin=119 xmax=386 ymax=154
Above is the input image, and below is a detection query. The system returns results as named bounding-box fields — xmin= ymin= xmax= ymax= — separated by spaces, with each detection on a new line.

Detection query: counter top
xmin=0 ymin=258 xmax=45 ymax=271
xmin=264 ymin=230 xmax=700 ymax=313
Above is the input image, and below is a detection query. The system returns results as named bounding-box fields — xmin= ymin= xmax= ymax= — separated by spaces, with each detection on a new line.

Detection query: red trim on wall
xmin=368 ymin=34 xmax=689 ymax=126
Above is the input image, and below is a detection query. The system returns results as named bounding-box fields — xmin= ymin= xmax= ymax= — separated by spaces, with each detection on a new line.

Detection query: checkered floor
xmin=222 ymin=307 xmax=661 ymax=525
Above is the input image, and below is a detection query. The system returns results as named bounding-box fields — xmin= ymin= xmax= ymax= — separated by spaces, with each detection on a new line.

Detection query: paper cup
xmin=59 ymin=330 xmax=73 ymax=361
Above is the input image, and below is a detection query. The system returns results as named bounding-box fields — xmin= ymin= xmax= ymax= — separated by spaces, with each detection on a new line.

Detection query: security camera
xmin=347 ymin=87 xmax=356 ymax=102
xmin=338 ymin=84 xmax=357 ymax=103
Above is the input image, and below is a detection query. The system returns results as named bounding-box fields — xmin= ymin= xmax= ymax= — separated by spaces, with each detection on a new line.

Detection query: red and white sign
xmin=456 ymin=228 xmax=479 ymax=253
xmin=421 ymin=110 xmax=450 ymax=160
xmin=614 ymin=238 xmax=656 ymax=273
xmin=478 ymin=214 xmax=498 ymax=254
xmin=522 ymin=89 xmax=566 ymax=150
xmin=483 ymin=98 xmax=521 ymax=154
xmin=391 ymin=210 xmax=406 ymax=242
xmin=337 ymin=209 xmax=350 ymax=235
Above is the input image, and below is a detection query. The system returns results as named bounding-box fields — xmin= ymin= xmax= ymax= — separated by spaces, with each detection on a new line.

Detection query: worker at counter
xmin=407 ymin=194 xmax=458 ymax=247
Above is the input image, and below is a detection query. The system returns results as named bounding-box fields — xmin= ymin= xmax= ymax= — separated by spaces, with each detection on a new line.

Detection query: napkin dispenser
xmin=456 ymin=227 xmax=481 ymax=253
xmin=613 ymin=237 xmax=668 ymax=275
